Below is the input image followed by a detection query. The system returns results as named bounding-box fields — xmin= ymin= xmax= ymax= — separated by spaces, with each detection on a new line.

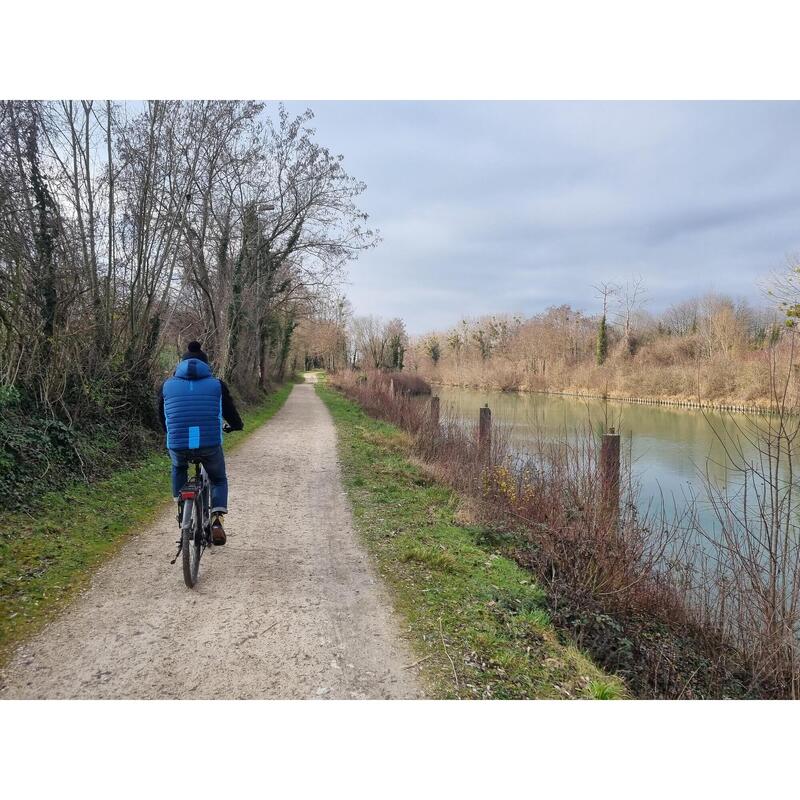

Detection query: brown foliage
xmin=411 ymin=298 xmax=784 ymax=409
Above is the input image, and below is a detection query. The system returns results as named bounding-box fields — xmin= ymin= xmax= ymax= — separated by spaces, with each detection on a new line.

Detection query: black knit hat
xmin=183 ymin=340 xmax=209 ymax=364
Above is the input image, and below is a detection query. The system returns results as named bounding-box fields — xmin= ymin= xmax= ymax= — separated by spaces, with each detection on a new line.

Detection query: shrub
xmin=0 ymin=404 xmax=157 ymax=512
xmin=385 ymin=371 xmax=431 ymax=395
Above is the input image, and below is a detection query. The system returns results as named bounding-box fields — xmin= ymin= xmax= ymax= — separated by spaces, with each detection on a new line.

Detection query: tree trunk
xmin=259 ymin=325 xmax=272 ymax=391
xmin=25 ymin=109 xmax=57 ymax=367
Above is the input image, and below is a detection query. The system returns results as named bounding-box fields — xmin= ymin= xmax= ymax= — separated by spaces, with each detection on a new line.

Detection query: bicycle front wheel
xmin=182 ymin=496 xmax=203 ymax=588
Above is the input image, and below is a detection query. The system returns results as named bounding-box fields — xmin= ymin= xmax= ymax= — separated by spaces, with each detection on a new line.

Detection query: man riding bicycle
xmin=158 ymin=341 xmax=243 ymax=545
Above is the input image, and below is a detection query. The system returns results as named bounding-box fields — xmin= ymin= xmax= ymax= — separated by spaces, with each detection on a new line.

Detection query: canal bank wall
xmin=430 ymin=383 xmax=779 ymax=415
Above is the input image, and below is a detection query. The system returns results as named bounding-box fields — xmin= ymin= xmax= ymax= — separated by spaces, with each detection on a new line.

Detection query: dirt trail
xmin=0 ymin=380 xmax=423 ymax=699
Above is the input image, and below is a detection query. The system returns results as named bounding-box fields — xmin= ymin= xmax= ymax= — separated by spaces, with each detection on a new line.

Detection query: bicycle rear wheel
xmin=182 ymin=496 xmax=203 ymax=588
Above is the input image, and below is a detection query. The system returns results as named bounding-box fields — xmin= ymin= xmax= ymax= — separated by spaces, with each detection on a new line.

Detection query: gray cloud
xmin=284 ymin=101 xmax=800 ymax=334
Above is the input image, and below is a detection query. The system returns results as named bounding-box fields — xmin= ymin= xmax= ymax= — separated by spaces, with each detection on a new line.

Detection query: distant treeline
xmin=406 ymin=288 xmax=791 ymax=407
xmin=287 ymin=280 xmax=798 ymax=409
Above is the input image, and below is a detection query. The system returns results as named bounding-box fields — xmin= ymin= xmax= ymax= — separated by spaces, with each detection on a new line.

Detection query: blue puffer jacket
xmin=161 ymin=358 xmax=223 ymax=450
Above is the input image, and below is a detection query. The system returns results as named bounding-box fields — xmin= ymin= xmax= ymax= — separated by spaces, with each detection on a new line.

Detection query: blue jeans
xmin=169 ymin=445 xmax=228 ymax=514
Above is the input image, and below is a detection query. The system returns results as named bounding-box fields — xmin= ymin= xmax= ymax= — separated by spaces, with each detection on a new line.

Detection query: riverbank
xmin=317 ymin=382 xmax=624 ymax=698
xmin=326 ymin=371 xmax=769 ymax=698
xmin=0 ymin=383 xmax=293 ymax=664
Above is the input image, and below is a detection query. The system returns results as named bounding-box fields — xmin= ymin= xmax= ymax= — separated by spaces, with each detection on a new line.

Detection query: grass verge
xmin=316 ymin=383 xmax=625 ymax=699
xmin=0 ymin=382 xmax=293 ymax=664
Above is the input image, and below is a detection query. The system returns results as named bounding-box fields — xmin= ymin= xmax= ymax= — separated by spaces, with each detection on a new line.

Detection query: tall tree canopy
xmin=0 ymin=101 xmax=376 ymax=419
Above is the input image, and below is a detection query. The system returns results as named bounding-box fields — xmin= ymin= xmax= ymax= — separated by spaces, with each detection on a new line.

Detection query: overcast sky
xmin=284 ymin=102 xmax=800 ymax=335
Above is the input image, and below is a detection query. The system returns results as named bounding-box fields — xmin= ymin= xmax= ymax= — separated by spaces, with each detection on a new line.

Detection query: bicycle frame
xmin=179 ymin=463 xmax=211 ymax=527
xmin=176 ymin=461 xmax=212 ymax=587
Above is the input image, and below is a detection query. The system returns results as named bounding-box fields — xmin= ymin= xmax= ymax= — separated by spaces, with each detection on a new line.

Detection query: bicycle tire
xmin=182 ymin=496 xmax=203 ymax=588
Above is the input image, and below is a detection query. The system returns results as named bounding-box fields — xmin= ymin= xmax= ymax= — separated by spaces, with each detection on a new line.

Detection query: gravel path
xmin=0 ymin=381 xmax=423 ymax=699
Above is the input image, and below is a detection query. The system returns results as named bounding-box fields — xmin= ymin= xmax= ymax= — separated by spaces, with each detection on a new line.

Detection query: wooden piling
xmin=600 ymin=426 xmax=621 ymax=521
xmin=479 ymin=404 xmax=491 ymax=459
xmin=429 ymin=396 xmax=440 ymax=432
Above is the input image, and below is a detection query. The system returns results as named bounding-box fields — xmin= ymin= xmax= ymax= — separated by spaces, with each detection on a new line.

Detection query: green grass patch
xmin=587 ymin=679 xmax=624 ymax=700
xmin=0 ymin=383 xmax=293 ymax=664
xmin=316 ymin=383 xmax=625 ymax=699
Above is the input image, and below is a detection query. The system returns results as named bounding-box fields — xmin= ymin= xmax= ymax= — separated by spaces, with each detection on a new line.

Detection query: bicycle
xmin=170 ymin=425 xmax=231 ymax=588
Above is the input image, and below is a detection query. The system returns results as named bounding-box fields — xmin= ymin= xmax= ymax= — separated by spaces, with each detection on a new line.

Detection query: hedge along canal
xmin=0 ymin=383 xmax=294 ymax=664
xmin=316 ymin=382 xmax=624 ymax=699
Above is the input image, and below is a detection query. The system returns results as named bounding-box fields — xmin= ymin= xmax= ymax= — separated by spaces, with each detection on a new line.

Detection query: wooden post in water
xmin=600 ymin=426 xmax=621 ymax=522
xmin=479 ymin=404 xmax=491 ymax=461
xmin=429 ymin=395 xmax=440 ymax=433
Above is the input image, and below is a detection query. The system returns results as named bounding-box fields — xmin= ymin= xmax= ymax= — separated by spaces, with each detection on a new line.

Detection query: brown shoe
xmin=211 ymin=514 xmax=226 ymax=545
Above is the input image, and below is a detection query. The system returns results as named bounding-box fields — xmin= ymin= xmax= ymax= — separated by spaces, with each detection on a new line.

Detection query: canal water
xmin=433 ymin=385 xmax=776 ymax=530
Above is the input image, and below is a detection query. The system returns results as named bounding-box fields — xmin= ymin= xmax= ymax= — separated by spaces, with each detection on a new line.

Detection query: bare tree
xmin=0 ymin=100 xmax=374 ymax=422
xmin=350 ymin=315 xmax=389 ymax=369
xmin=592 ymin=280 xmax=619 ymax=319
xmin=614 ymin=276 xmax=647 ymax=355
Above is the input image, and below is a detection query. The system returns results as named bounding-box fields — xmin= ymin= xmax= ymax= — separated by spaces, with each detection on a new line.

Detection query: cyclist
xmin=158 ymin=341 xmax=243 ymax=545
